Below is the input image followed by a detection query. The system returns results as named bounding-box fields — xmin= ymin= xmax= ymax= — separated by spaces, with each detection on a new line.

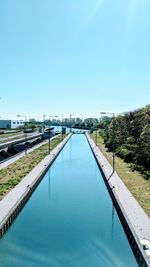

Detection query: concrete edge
xmin=0 ymin=133 xmax=72 ymax=238
xmin=85 ymin=133 xmax=150 ymax=267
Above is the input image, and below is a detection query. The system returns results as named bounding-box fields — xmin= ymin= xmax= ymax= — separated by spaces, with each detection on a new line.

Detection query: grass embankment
xmin=0 ymin=134 xmax=67 ymax=200
xmin=92 ymin=133 xmax=150 ymax=217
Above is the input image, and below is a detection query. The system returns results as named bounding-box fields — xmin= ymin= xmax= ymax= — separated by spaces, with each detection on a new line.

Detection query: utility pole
xmin=69 ymin=114 xmax=74 ymax=133
xmin=62 ymin=114 xmax=64 ymax=142
xmin=48 ymin=115 xmax=58 ymax=154
xmin=95 ymin=128 xmax=98 ymax=145
xmin=70 ymin=114 xmax=72 ymax=133
xmin=17 ymin=114 xmax=27 ymax=155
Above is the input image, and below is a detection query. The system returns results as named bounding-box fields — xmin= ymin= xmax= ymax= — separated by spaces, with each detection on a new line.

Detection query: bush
xmin=116 ymin=146 xmax=133 ymax=162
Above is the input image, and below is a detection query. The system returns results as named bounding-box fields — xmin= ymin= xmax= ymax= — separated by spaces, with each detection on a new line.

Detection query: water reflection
xmin=48 ymin=170 xmax=51 ymax=200
xmin=0 ymin=134 xmax=139 ymax=267
xmin=111 ymin=204 xmax=115 ymax=242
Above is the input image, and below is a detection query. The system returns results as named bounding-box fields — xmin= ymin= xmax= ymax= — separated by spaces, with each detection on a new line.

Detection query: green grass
xmin=0 ymin=134 xmax=67 ymax=199
xmin=92 ymin=133 xmax=150 ymax=217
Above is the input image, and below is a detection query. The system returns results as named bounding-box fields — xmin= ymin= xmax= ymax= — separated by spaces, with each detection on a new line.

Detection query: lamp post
xmin=48 ymin=115 xmax=58 ymax=154
xmin=62 ymin=114 xmax=64 ymax=142
xmin=100 ymin=112 xmax=115 ymax=173
xmin=95 ymin=127 xmax=98 ymax=145
xmin=16 ymin=114 xmax=27 ymax=155
xmin=69 ymin=114 xmax=73 ymax=133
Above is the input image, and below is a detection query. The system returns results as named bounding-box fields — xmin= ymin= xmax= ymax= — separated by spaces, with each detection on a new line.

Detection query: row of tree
xmin=19 ymin=117 xmax=99 ymax=131
xmin=99 ymin=105 xmax=150 ymax=177
xmin=44 ymin=117 xmax=99 ymax=129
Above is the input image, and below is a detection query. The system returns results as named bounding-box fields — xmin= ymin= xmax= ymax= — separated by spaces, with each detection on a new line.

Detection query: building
xmin=0 ymin=120 xmax=25 ymax=129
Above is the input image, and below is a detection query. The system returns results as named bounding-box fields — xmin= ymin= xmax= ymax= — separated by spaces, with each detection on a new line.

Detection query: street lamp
xmin=62 ymin=114 xmax=64 ymax=142
xmin=16 ymin=114 xmax=27 ymax=155
xmin=100 ymin=112 xmax=115 ymax=173
xmin=48 ymin=115 xmax=59 ymax=154
xmin=69 ymin=114 xmax=74 ymax=133
xmin=95 ymin=127 xmax=98 ymax=145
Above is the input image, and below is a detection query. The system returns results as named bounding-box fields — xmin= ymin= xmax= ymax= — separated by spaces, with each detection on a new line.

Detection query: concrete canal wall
xmin=0 ymin=134 xmax=72 ymax=239
xmin=86 ymin=133 xmax=150 ymax=267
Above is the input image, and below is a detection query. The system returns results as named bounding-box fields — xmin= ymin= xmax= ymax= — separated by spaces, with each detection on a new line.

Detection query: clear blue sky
xmin=0 ymin=0 xmax=149 ymax=120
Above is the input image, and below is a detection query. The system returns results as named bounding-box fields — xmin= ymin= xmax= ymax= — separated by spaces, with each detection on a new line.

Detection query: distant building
xmin=0 ymin=120 xmax=25 ymax=129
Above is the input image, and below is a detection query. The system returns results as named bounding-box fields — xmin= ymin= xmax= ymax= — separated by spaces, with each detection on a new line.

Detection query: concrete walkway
xmin=0 ymin=135 xmax=60 ymax=170
xmin=86 ymin=133 xmax=150 ymax=266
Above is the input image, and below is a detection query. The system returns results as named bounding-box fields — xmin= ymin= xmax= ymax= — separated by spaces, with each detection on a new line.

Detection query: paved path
xmin=86 ymin=133 xmax=150 ymax=266
xmin=0 ymin=135 xmax=60 ymax=170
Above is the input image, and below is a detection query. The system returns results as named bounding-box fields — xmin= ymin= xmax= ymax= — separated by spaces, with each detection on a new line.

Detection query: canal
xmin=0 ymin=134 xmax=139 ymax=267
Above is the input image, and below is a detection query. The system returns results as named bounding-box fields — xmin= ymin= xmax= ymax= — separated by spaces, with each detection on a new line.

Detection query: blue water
xmin=52 ymin=125 xmax=89 ymax=133
xmin=0 ymin=134 xmax=139 ymax=267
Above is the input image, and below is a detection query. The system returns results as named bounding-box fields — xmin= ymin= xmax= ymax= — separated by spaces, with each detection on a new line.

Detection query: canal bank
xmin=86 ymin=133 xmax=150 ymax=267
xmin=0 ymin=134 xmax=141 ymax=267
xmin=0 ymin=134 xmax=72 ymax=239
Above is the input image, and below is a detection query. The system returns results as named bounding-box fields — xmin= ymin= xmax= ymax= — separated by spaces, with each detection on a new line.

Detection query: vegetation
xmin=92 ymin=133 xmax=150 ymax=217
xmin=99 ymin=105 xmax=150 ymax=179
xmin=0 ymin=134 xmax=67 ymax=199
xmin=10 ymin=116 xmax=99 ymax=130
xmin=44 ymin=117 xmax=99 ymax=129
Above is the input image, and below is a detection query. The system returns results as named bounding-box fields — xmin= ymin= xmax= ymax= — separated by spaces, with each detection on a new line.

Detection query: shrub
xmin=116 ymin=146 xmax=133 ymax=162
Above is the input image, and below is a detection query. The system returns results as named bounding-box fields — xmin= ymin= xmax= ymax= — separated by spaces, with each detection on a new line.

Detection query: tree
xmin=102 ymin=105 xmax=150 ymax=175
